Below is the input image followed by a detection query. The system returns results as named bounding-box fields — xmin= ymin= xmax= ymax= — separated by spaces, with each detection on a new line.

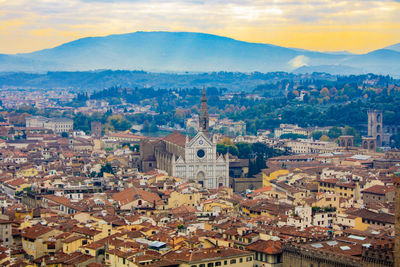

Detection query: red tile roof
xmin=247 ymin=240 xmax=282 ymax=254
xmin=112 ymin=187 xmax=162 ymax=206
xmin=163 ymin=131 xmax=187 ymax=147
xmin=21 ymin=224 xmax=53 ymax=240
xmin=362 ymin=185 xmax=393 ymax=195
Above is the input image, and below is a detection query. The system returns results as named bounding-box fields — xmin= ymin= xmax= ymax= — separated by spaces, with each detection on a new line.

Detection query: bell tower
xmin=199 ymin=87 xmax=209 ymax=138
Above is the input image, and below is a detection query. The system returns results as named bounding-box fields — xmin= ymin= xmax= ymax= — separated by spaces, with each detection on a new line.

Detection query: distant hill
xmin=0 ymin=31 xmax=398 ymax=76
xmin=385 ymin=43 xmax=400 ymax=52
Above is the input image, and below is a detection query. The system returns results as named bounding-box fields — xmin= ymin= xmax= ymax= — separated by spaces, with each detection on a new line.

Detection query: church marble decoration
xmin=172 ymin=88 xmax=229 ymax=188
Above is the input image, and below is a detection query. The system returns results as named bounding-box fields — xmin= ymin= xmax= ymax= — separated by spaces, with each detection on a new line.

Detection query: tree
xmin=327 ymin=127 xmax=342 ymax=139
xmin=217 ymin=144 xmax=227 ymax=155
xmin=280 ymin=133 xmax=308 ymax=140
xmin=236 ymin=142 xmax=252 ymax=159
xmin=320 ymin=135 xmax=330 ymax=141
xmin=217 ymin=143 xmax=238 ymax=156
xmin=391 ymin=134 xmax=400 ymax=148
xmin=320 ymin=87 xmax=330 ymax=97
xmin=141 ymin=120 xmax=150 ymax=133
xmin=312 ymin=131 xmax=324 ymax=140
xmin=99 ymin=163 xmax=114 ymax=176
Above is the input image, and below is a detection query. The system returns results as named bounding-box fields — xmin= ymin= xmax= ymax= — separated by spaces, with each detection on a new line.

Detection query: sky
xmin=0 ymin=0 xmax=399 ymax=54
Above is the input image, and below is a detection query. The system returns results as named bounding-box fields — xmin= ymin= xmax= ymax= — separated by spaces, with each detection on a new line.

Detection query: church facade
xmin=140 ymin=88 xmax=229 ymax=189
xmin=173 ymin=131 xmax=229 ymax=188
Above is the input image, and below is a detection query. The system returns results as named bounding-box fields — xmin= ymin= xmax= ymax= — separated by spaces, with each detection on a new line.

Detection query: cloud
xmin=289 ymin=55 xmax=309 ymax=69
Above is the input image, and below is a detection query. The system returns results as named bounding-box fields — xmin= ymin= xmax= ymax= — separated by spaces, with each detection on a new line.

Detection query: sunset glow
xmin=0 ymin=0 xmax=399 ymax=54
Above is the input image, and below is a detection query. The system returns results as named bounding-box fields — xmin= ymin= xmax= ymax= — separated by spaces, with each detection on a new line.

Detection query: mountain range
xmin=1 ymin=31 xmax=399 ymax=76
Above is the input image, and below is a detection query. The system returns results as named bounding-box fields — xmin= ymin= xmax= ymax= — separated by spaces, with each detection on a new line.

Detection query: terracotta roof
xmin=253 ymin=186 xmax=273 ymax=193
xmin=112 ymin=186 xmax=162 ymax=206
xmin=346 ymin=209 xmax=394 ymax=224
xmin=362 ymin=185 xmax=394 ymax=195
xmin=247 ymin=240 xmax=282 ymax=254
xmin=163 ymin=247 xmax=253 ymax=263
xmin=21 ymin=224 xmax=53 ymax=239
xmin=163 ymin=131 xmax=187 ymax=147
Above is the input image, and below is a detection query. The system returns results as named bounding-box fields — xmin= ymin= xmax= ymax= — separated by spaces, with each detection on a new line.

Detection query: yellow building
xmin=318 ymin=179 xmax=358 ymax=199
xmin=203 ymin=199 xmax=233 ymax=214
xmin=167 ymin=191 xmax=201 ymax=209
xmin=16 ymin=167 xmax=38 ymax=178
xmin=262 ymin=169 xmax=290 ymax=187
xmin=21 ymin=224 xmax=62 ymax=259
xmin=15 ymin=208 xmax=33 ymax=221
xmin=62 ymin=235 xmax=86 ymax=254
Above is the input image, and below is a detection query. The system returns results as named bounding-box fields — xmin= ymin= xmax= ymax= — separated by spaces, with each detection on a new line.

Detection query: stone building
xmin=362 ymin=136 xmax=376 ymax=152
xmin=140 ymin=88 xmax=229 ymax=188
xmin=362 ymin=185 xmax=395 ymax=206
xmin=282 ymin=236 xmax=394 ymax=267
xmin=338 ymin=135 xmax=354 ymax=149
xmin=91 ymin=121 xmax=102 ymax=138
xmin=365 ymin=110 xmax=400 ymax=147
xmin=368 ymin=110 xmax=384 ymax=146
xmin=26 ymin=116 xmax=73 ymax=134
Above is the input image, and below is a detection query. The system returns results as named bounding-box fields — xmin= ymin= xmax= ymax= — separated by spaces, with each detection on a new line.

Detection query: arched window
xmin=377 ymin=113 xmax=381 ymax=123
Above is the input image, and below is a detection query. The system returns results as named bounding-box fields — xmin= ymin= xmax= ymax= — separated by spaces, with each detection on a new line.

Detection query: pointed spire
xmin=202 ymin=86 xmax=206 ymax=100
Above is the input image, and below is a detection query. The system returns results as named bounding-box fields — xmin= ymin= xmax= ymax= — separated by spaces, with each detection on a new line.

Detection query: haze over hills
xmin=385 ymin=43 xmax=400 ymax=52
xmin=0 ymin=31 xmax=399 ymax=76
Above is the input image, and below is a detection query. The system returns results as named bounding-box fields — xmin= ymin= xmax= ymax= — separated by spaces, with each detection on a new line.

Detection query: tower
xmin=199 ymin=87 xmax=209 ymax=138
xmin=338 ymin=135 xmax=354 ymax=149
xmin=362 ymin=136 xmax=376 ymax=152
xmin=91 ymin=121 xmax=102 ymax=138
xmin=368 ymin=110 xmax=383 ymax=146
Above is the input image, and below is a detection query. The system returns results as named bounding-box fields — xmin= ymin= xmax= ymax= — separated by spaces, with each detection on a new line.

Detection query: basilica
xmin=140 ymin=88 xmax=229 ymax=188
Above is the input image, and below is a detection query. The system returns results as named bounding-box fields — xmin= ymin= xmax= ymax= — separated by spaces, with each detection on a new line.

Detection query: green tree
xmin=312 ymin=131 xmax=324 ymax=140
xmin=236 ymin=142 xmax=252 ymax=159
xmin=328 ymin=127 xmax=342 ymax=139
xmin=280 ymin=133 xmax=308 ymax=140
xmin=100 ymin=163 xmax=114 ymax=176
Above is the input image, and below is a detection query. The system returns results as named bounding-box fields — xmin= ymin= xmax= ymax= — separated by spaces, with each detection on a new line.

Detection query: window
xmin=200 ymin=264 xmax=205 ymax=267
xmin=215 ymin=262 xmax=221 ymax=266
xmin=224 ymin=260 xmax=228 ymax=265
xmin=208 ymin=263 xmax=214 ymax=267
xmin=239 ymin=258 xmax=243 ymax=263
xmin=230 ymin=259 xmax=236 ymax=264
xmin=246 ymin=257 xmax=252 ymax=262
xmin=197 ymin=149 xmax=205 ymax=158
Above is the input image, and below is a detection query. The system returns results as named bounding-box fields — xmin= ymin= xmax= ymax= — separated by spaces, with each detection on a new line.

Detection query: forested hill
xmin=0 ymin=71 xmax=333 ymax=91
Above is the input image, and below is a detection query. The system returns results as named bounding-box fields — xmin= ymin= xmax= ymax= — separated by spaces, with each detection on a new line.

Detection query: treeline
xmin=216 ymin=139 xmax=290 ymax=177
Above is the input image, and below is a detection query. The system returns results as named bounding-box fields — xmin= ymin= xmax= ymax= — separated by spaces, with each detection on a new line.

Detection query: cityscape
xmin=0 ymin=0 xmax=400 ymax=267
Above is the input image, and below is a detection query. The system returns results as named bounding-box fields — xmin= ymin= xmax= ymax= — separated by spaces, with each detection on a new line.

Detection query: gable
xmin=187 ymin=132 xmax=213 ymax=148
